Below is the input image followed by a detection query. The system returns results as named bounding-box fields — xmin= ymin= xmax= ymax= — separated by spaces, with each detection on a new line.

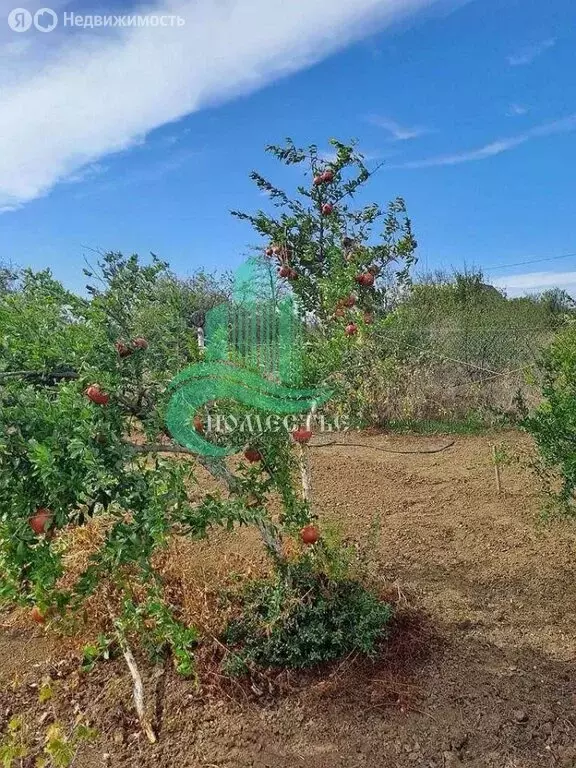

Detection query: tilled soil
xmin=2 ymin=430 xmax=576 ymax=768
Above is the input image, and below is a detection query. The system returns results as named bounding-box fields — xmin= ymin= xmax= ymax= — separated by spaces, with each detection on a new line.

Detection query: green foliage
xmin=388 ymin=270 xmax=562 ymax=374
xmin=40 ymin=721 xmax=98 ymax=768
xmin=222 ymin=556 xmax=392 ymax=671
xmin=203 ymin=399 xmax=311 ymax=528
xmin=232 ymin=137 xmax=417 ymax=319
xmin=119 ymin=580 xmax=199 ymax=677
xmin=0 ymin=261 xmax=18 ymax=295
xmin=81 ymin=634 xmax=113 ymax=673
xmin=0 ymin=254 xmax=252 ymax=671
xmin=0 ymin=716 xmax=28 ymax=767
xmin=0 ymin=714 xmax=95 ymax=768
xmin=387 ymin=416 xmax=491 ymax=435
xmin=524 ymin=322 xmax=576 ymax=509
xmin=85 ymin=252 xmax=230 ymax=397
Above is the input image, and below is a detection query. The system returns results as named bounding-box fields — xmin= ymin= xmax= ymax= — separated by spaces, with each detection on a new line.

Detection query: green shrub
xmin=524 ymin=322 xmax=576 ymax=509
xmin=222 ymin=560 xmax=392 ymax=672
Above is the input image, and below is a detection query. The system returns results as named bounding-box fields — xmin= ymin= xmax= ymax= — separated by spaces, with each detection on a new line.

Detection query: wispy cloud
xmin=397 ymin=137 xmax=526 ymax=168
xmin=65 ymin=163 xmax=108 ymax=186
xmin=507 ymin=37 xmax=556 ymax=67
xmin=393 ymin=113 xmax=576 ymax=169
xmin=506 ymin=103 xmax=528 ymax=117
xmin=492 ymin=270 xmax=576 ymax=296
xmin=368 ymin=115 xmax=429 ymax=140
xmin=0 ymin=0 xmax=449 ymax=211
xmin=75 ymin=149 xmax=199 ymax=197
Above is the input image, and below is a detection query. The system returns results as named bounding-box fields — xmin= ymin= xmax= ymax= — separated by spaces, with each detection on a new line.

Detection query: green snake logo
xmin=165 ymin=259 xmax=331 ymax=457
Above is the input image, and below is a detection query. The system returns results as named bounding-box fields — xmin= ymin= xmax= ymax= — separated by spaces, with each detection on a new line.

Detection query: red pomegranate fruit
xmin=292 ymin=428 xmax=313 ymax=444
xmin=244 ymin=447 xmax=262 ymax=463
xmin=115 ymin=341 xmax=132 ymax=358
xmin=84 ymin=385 xmax=110 ymax=406
xmin=31 ymin=606 xmax=45 ymax=625
xmin=132 ymin=337 xmax=148 ymax=350
xmin=300 ymin=525 xmax=320 ymax=545
xmin=357 ymin=272 xmax=375 ymax=287
xmin=29 ymin=508 xmax=53 ymax=535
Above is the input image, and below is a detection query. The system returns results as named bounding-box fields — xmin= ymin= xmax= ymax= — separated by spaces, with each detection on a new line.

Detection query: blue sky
xmin=0 ymin=0 xmax=575 ymax=296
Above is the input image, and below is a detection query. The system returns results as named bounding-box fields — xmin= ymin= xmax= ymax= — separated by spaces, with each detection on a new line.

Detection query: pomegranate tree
xmin=233 ymin=137 xmax=418 ymax=419
xmin=0 ymin=141 xmax=415 ymax=727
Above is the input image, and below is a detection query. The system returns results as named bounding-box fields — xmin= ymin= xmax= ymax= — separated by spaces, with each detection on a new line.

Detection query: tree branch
xmin=105 ymin=600 xmax=156 ymax=744
xmin=126 ymin=442 xmax=285 ymax=560
xmin=0 ymin=369 xmax=78 ymax=382
xmin=126 ymin=441 xmax=198 ymax=457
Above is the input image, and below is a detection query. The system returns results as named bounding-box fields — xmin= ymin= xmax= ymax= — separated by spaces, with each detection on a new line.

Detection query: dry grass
xmin=359 ymin=359 xmax=540 ymax=425
xmin=154 ymin=537 xmax=270 ymax=636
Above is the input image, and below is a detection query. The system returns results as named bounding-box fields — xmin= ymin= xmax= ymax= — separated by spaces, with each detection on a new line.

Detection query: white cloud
xmin=506 ymin=103 xmax=528 ymax=117
xmin=394 ymin=113 xmax=576 ymax=169
xmin=0 ymin=0 xmax=447 ymax=211
xmin=368 ymin=115 xmax=428 ymax=140
xmin=492 ymin=270 xmax=576 ymax=296
xmin=400 ymin=136 xmax=526 ymax=167
xmin=508 ymin=37 xmax=556 ymax=67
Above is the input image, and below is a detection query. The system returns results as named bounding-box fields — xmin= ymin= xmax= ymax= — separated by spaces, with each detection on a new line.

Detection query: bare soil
xmin=2 ymin=430 xmax=576 ymax=768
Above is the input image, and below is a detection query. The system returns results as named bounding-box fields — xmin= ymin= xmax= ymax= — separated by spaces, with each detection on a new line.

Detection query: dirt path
xmin=2 ymin=431 xmax=576 ymax=767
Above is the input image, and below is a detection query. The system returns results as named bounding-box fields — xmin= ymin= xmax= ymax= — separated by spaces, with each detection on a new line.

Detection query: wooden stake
xmin=492 ymin=445 xmax=502 ymax=495
xmin=297 ymin=442 xmax=312 ymax=504
xmin=298 ymin=402 xmax=317 ymax=506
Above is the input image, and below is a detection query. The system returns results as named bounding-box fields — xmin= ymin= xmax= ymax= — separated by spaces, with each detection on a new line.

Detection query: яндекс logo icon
xmin=8 ymin=8 xmax=32 ymax=31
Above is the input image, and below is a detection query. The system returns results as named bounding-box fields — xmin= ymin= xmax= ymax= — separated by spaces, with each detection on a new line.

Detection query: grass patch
xmin=387 ymin=416 xmax=497 ymax=435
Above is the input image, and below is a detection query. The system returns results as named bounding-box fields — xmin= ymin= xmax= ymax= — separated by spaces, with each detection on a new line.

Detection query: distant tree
xmin=0 ymin=260 xmax=18 ymax=294
xmin=536 ymin=288 xmax=575 ymax=318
